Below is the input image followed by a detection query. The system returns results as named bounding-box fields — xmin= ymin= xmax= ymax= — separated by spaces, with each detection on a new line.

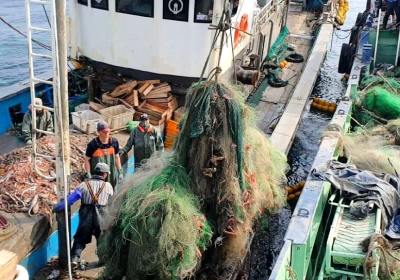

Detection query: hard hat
xmin=94 ymin=162 xmax=111 ymax=174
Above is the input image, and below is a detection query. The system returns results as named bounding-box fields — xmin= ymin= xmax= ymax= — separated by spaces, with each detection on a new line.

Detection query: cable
xmin=0 ymin=16 xmax=52 ymax=51
xmin=42 ymin=4 xmax=51 ymax=27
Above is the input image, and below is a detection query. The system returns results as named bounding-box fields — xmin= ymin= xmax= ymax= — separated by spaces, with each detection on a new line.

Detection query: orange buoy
xmin=287 ymin=194 xmax=296 ymax=201
xmin=233 ymin=13 xmax=249 ymax=49
xmin=313 ymin=97 xmax=319 ymax=103
xmin=328 ymin=107 xmax=336 ymax=113
xmin=311 ymin=102 xmax=317 ymax=108
xmin=298 ymin=181 xmax=305 ymax=188
xmin=279 ymin=62 xmax=285 ymax=68
xmin=294 ymin=191 xmax=301 ymax=197
xmin=322 ymin=106 xmax=329 ymax=112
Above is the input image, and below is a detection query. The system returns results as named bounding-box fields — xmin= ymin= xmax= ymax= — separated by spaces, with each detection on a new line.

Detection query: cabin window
xmin=77 ymin=0 xmax=88 ymax=5
xmin=91 ymin=0 xmax=108 ymax=10
xmin=163 ymin=0 xmax=189 ymax=22
xmin=116 ymin=0 xmax=154 ymax=17
xmin=194 ymin=0 xmax=214 ymax=23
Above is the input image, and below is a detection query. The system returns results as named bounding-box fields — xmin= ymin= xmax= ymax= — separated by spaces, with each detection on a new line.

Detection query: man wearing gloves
xmin=119 ymin=113 xmax=164 ymax=167
xmin=84 ymin=121 xmax=123 ymax=188
xmin=69 ymin=162 xmax=114 ymax=268
xmin=21 ymin=98 xmax=53 ymax=145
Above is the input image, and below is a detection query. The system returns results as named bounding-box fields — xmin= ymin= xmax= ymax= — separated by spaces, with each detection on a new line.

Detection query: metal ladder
xmin=25 ymin=1 xmax=73 ymax=279
xmin=25 ymin=0 xmax=58 ymax=180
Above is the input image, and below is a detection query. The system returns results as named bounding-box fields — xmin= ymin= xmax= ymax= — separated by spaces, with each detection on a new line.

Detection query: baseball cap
xmin=97 ymin=121 xmax=110 ymax=132
xmin=95 ymin=162 xmax=111 ymax=174
xmin=140 ymin=113 xmax=149 ymax=120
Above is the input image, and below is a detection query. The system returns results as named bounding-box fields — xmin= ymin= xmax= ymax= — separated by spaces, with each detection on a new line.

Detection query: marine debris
xmin=99 ymin=81 xmax=287 ymax=280
xmin=0 ymin=134 xmax=90 ymax=217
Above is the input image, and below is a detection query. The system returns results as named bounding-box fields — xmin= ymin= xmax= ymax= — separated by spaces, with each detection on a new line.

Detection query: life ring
xmin=233 ymin=13 xmax=249 ymax=49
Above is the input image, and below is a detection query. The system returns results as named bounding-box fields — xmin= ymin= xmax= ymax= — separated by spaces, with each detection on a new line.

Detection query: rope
xmin=0 ymin=16 xmax=52 ymax=51
xmin=364 ymin=233 xmax=400 ymax=280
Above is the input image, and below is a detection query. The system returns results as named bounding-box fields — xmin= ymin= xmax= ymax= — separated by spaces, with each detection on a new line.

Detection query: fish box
xmin=100 ymin=105 xmax=135 ymax=130
xmin=74 ymin=103 xmax=90 ymax=112
xmin=71 ymin=110 xmax=104 ymax=134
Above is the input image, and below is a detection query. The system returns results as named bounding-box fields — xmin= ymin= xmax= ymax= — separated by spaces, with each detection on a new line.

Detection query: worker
xmin=232 ymin=0 xmax=239 ymax=16
xmin=383 ymin=0 xmax=400 ymax=29
xmin=84 ymin=121 xmax=123 ymax=188
xmin=119 ymin=113 xmax=164 ymax=168
xmin=21 ymin=98 xmax=53 ymax=145
xmin=70 ymin=162 xmax=114 ymax=268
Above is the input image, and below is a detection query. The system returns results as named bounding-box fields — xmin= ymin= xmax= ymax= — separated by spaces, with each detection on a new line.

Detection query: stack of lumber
xmin=100 ymin=79 xmax=180 ymax=134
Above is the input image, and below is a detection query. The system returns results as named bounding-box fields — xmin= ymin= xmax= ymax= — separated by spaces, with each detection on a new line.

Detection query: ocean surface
xmin=0 ymin=0 xmax=52 ymax=88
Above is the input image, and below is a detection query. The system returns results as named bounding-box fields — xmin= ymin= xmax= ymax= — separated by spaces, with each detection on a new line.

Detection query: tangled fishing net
xmin=352 ymin=74 xmax=400 ymax=125
xmin=322 ymin=123 xmax=400 ymax=176
xmin=99 ymin=81 xmax=287 ymax=279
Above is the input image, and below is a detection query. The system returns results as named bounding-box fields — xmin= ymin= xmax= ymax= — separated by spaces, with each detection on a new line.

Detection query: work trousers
xmin=71 ymin=205 xmax=104 ymax=258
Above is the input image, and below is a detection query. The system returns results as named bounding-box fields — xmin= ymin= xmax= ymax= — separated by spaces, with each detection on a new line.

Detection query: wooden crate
xmin=0 ymin=250 xmax=18 ymax=280
xmin=136 ymin=100 xmax=169 ymax=119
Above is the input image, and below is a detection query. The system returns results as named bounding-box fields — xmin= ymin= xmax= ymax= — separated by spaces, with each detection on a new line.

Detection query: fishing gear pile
xmin=99 ymin=81 xmax=287 ymax=280
xmin=352 ymin=70 xmax=400 ymax=125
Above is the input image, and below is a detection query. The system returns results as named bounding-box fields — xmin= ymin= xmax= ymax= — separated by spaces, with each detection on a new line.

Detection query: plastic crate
xmin=71 ymin=110 xmax=104 ymax=134
xmin=75 ymin=103 xmax=90 ymax=112
xmin=100 ymin=105 xmax=135 ymax=130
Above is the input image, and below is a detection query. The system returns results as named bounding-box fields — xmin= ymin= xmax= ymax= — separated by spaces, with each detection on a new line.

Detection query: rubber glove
xmin=118 ymin=169 xmax=123 ymax=181
xmin=53 ymin=188 xmax=82 ymax=212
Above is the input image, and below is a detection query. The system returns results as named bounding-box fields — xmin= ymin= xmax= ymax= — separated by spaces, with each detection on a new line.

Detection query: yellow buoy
xmin=328 ymin=107 xmax=336 ymax=113
xmin=322 ymin=106 xmax=329 ymax=112
xmin=298 ymin=181 xmax=305 ymax=188
xmin=313 ymin=97 xmax=320 ymax=103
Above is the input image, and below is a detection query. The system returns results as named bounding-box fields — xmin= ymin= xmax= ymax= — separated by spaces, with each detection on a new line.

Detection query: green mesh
xmin=352 ymin=73 xmax=400 ymax=125
xmin=263 ymin=26 xmax=290 ymax=63
xmin=99 ymin=81 xmax=287 ymax=280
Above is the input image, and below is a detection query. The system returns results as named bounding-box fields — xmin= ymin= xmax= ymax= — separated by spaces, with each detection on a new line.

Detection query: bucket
xmin=362 ymin=44 xmax=372 ymax=63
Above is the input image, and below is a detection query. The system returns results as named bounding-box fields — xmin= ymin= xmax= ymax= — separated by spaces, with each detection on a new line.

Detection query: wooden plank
xmin=118 ymin=98 xmax=134 ymax=109
xmin=89 ymin=101 xmax=105 ymax=114
xmin=142 ymin=94 xmax=173 ymax=102
xmin=142 ymin=84 xmax=155 ymax=96
xmin=137 ymin=79 xmax=161 ymax=85
xmin=148 ymin=85 xmax=172 ymax=94
xmin=137 ymin=82 xmax=151 ymax=94
xmin=133 ymin=90 xmax=139 ymax=107
xmin=0 ymin=250 xmax=18 ymax=280
xmin=110 ymin=81 xmax=137 ymax=97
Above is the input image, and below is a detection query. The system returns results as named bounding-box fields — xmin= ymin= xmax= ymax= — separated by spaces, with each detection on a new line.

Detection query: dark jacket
xmin=21 ymin=109 xmax=53 ymax=142
xmin=121 ymin=124 xmax=164 ymax=166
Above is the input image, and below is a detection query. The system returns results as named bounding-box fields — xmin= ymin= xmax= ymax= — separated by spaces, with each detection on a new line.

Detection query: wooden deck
xmin=256 ymin=8 xmax=314 ymax=134
xmin=254 ymin=4 xmax=333 ymax=155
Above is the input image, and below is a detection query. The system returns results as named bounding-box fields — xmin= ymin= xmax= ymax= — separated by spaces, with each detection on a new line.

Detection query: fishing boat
xmin=0 ymin=0 xmax=348 ymax=279
xmin=270 ymin=1 xmax=400 ymax=279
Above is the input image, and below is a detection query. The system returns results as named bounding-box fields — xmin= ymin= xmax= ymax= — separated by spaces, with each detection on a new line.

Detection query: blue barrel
xmin=362 ymin=44 xmax=373 ymax=63
xmin=359 ymin=27 xmax=370 ymax=49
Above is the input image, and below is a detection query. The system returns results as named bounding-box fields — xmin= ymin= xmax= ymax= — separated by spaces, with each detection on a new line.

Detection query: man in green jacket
xmin=21 ymin=98 xmax=53 ymax=145
xmin=119 ymin=113 xmax=164 ymax=167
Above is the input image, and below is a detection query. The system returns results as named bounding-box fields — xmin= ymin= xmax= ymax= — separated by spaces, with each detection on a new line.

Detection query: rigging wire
xmin=42 ymin=4 xmax=51 ymax=27
xmin=0 ymin=16 xmax=52 ymax=51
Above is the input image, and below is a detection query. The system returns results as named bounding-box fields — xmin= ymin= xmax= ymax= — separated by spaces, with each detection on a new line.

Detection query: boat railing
xmin=252 ymin=0 xmax=282 ymax=34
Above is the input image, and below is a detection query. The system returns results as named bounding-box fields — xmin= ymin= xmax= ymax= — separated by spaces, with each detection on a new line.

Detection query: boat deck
xmin=256 ymin=5 xmax=333 ymax=155
xmin=257 ymin=6 xmax=314 ymax=137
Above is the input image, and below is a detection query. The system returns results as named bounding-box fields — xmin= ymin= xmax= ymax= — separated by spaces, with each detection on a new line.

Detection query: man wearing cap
xmin=70 ymin=162 xmax=114 ymax=268
xmin=84 ymin=121 xmax=123 ymax=188
xmin=119 ymin=113 xmax=164 ymax=167
xmin=21 ymin=98 xmax=53 ymax=145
